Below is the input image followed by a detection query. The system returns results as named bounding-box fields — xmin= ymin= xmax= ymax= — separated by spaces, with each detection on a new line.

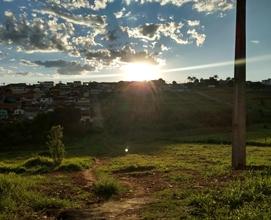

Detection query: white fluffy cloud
xmin=193 ymin=0 xmax=234 ymax=14
xmin=91 ymin=0 xmax=114 ymax=10
xmin=187 ymin=29 xmax=206 ymax=46
xmin=187 ymin=20 xmax=200 ymax=27
xmin=123 ymin=0 xmax=234 ymax=14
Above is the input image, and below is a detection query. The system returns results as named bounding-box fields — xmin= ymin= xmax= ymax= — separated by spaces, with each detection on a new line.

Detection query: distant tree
xmin=172 ymin=81 xmax=177 ymax=85
xmin=47 ymin=125 xmax=65 ymax=166
xmin=187 ymin=76 xmax=199 ymax=84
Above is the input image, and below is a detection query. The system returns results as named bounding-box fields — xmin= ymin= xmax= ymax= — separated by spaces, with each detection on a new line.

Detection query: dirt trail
xmin=58 ymin=159 xmax=154 ymax=220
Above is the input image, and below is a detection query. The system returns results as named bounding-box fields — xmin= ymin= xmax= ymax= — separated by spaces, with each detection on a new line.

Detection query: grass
xmin=93 ymin=176 xmax=122 ymax=199
xmin=0 ymin=156 xmax=93 ymax=174
xmin=0 ymin=173 xmax=71 ymax=220
xmin=91 ymin=144 xmax=271 ymax=219
xmin=188 ymin=174 xmax=271 ymax=219
xmin=2 ymin=144 xmax=271 ymax=219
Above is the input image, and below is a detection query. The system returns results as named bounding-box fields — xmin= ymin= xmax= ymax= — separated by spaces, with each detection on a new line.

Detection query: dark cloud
xmin=0 ymin=11 xmax=72 ymax=52
xmin=84 ymin=46 xmax=158 ymax=65
xmin=34 ymin=60 xmax=95 ymax=75
xmin=141 ymin=24 xmax=160 ymax=39
xmin=16 ymin=72 xmax=30 ymax=76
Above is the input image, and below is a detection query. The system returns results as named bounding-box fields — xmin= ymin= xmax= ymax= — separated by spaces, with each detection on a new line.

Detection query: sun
xmin=122 ymin=62 xmax=160 ymax=81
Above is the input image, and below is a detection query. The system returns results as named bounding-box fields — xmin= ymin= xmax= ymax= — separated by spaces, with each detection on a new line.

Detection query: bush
xmin=47 ymin=125 xmax=65 ymax=166
xmin=93 ymin=176 xmax=121 ymax=199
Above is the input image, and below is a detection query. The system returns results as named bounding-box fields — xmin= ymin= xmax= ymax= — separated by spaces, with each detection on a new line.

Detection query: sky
xmin=0 ymin=0 xmax=270 ymax=84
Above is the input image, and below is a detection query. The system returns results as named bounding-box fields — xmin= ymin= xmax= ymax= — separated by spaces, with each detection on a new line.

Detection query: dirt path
xmin=58 ymin=159 xmax=154 ymax=220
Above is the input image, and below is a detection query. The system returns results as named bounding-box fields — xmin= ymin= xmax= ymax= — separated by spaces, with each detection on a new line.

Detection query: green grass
xmin=93 ymin=177 xmax=121 ymax=200
xmin=0 ymin=173 xmax=71 ymax=220
xmin=188 ymin=174 xmax=271 ymax=219
xmin=91 ymin=144 xmax=271 ymax=219
xmin=0 ymin=156 xmax=93 ymax=174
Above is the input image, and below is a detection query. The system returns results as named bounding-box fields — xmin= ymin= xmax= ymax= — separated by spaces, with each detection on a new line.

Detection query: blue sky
xmin=0 ymin=0 xmax=270 ymax=84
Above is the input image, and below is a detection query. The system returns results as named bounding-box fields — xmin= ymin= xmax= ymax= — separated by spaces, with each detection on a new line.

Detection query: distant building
xmin=14 ymin=109 xmax=24 ymax=116
xmin=39 ymin=81 xmax=54 ymax=89
xmin=0 ymin=109 xmax=8 ymax=120
xmin=73 ymin=81 xmax=82 ymax=87
xmin=262 ymin=79 xmax=271 ymax=86
xmin=8 ymin=83 xmax=27 ymax=94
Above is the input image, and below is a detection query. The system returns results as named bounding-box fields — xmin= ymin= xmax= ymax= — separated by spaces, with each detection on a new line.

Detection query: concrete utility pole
xmin=232 ymin=0 xmax=246 ymax=170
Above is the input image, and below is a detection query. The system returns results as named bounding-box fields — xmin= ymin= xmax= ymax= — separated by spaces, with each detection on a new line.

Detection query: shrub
xmin=47 ymin=125 xmax=65 ymax=166
xmin=93 ymin=176 xmax=121 ymax=199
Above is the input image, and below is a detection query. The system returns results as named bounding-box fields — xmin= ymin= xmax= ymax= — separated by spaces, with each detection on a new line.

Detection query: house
xmin=8 ymin=83 xmax=27 ymax=94
xmin=14 ymin=109 xmax=24 ymax=116
xmin=0 ymin=109 xmax=8 ymax=120
xmin=39 ymin=81 xmax=54 ymax=89
xmin=76 ymin=98 xmax=90 ymax=111
xmin=73 ymin=81 xmax=82 ymax=87
xmin=24 ymin=111 xmax=38 ymax=120
xmin=262 ymin=79 xmax=271 ymax=86
xmin=40 ymin=97 xmax=53 ymax=105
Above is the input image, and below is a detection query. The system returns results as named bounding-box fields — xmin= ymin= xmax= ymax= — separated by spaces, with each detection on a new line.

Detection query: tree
xmin=47 ymin=125 xmax=65 ymax=166
xmin=232 ymin=0 xmax=246 ymax=170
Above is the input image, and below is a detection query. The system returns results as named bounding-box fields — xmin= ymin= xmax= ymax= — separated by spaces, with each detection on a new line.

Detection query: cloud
xmin=0 ymin=11 xmax=73 ymax=52
xmin=15 ymin=72 xmax=30 ymax=76
xmin=187 ymin=29 xmax=206 ymax=46
xmin=123 ymin=0 xmax=234 ymax=14
xmin=250 ymin=40 xmax=260 ymax=44
xmin=192 ymin=0 xmax=234 ymax=14
xmin=84 ymin=45 xmax=158 ymax=65
xmin=122 ymin=22 xmax=189 ymax=44
xmin=122 ymin=22 xmax=205 ymax=46
xmin=114 ymin=7 xmax=132 ymax=19
xmin=91 ymin=0 xmax=113 ymax=10
xmin=20 ymin=59 xmax=39 ymax=67
xmin=0 ymin=66 xmax=31 ymax=77
xmin=187 ymin=20 xmax=200 ymax=26
xmin=34 ymin=7 xmax=106 ymax=29
xmin=45 ymin=0 xmax=91 ymax=10
xmin=33 ymin=60 xmax=95 ymax=75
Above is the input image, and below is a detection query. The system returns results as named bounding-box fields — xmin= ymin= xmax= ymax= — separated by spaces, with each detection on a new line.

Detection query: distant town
xmin=0 ymin=77 xmax=270 ymax=122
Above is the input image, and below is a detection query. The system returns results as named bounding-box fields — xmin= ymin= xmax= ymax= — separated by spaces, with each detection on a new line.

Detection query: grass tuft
xmin=93 ymin=175 xmax=121 ymax=200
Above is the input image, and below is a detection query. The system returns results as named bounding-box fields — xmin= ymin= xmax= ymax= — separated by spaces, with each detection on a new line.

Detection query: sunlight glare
xmin=122 ymin=63 xmax=160 ymax=81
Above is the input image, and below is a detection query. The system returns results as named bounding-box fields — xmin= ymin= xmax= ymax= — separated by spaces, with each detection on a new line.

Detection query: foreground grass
xmin=0 ymin=156 xmax=95 ymax=219
xmin=1 ymin=144 xmax=271 ymax=219
xmin=0 ymin=173 xmax=72 ymax=220
xmin=95 ymin=144 xmax=271 ymax=219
